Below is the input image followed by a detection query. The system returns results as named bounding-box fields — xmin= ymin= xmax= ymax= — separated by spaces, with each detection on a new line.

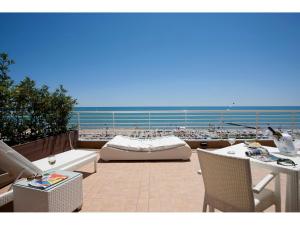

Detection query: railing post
xmin=77 ymin=112 xmax=80 ymax=130
xmin=112 ymin=112 xmax=115 ymax=133
xmin=184 ymin=110 xmax=187 ymax=127
xmin=291 ymin=112 xmax=297 ymax=132
xmin=220 ymin=112 xmax=224 ymax=139
xmin=256 ymin=112 xmax=259 ymax=140
xmin=148 ymin=112 xmax=151 ymax=130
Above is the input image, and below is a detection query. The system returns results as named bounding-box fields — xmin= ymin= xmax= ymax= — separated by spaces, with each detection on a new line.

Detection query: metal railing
xmin=69 ymin=109 xmax=300 ymax=140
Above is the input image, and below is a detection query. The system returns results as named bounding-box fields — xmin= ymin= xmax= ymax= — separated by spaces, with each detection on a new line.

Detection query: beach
xmin=78 ymin=127 xmax=300 ymax=141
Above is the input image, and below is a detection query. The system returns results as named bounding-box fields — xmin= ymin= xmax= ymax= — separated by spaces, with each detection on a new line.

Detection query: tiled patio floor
xmin=78 ymin=151 xmax=286 ymax=212
xmin=0 ymin=150 xmax=287 ymax=212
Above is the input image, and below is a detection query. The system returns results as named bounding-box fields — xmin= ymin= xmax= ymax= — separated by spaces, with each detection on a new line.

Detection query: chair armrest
xmin=252 ymin=172 xmax=277 ymax=194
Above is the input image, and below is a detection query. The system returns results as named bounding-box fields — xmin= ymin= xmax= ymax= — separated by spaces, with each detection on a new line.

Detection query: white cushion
xmin=0 ymin=140 xmax=43 ymax=178
xmin=33 ymin=149 xmax=97 ymax=171
xmin=149 ymin=136 xmax=186 ymax=151
xmin=106 ymin=135 xmax=186 ymax=152
xmin=106 ymin=135 xmax=142 ymax=151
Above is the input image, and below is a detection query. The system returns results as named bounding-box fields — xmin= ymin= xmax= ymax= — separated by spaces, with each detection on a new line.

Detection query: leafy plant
xmin=0 ymin=53 xmax=77 ymax=145
xmin=0 ymin=53 xmax=15 ymax=142
xmin=48 ymin=85 xmax=77 ymax=136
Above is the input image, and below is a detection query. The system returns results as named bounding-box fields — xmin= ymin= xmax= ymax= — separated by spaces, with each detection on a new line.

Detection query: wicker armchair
xmin=197 ymin=149 xmax=281 ymax=212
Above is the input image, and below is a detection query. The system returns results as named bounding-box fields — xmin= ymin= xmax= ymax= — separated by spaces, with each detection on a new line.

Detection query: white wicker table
xmin=13 ymin=170 xmax=83 ymax=212
xmin=211 ymin=143 xmax=300 ymax=212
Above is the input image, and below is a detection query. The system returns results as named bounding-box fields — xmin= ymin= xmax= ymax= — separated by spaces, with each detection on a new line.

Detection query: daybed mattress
xmin=100 ymin=136 xmax=192 ymax=161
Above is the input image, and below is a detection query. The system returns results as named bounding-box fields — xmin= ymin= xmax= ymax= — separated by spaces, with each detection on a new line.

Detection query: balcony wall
xmin=12 ymin=130 xmax=78 ymax=161
xmin=77 ymin=139 xmax=276 ymax=149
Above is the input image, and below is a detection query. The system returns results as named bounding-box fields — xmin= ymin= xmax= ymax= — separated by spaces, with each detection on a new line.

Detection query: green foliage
xmin=0 ymin=53 xmax=77 ymax=145
xmin=48 ymin=85 xmax=77 ymax=135
xmin=0 ymin=53 xmax=15 ymax=142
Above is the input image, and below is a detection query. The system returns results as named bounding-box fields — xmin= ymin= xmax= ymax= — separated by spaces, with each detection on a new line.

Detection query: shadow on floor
xmin=0 ymin=202 xmax=13 ymax=212
xmin=98 ymin=159 xmax=191 ymax=163
xmin=74 ymin=171 xmax=95 ymax=179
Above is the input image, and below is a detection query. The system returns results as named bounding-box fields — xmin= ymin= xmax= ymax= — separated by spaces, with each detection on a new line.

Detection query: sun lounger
xmin=33 ymin=150 xmax=98 ymax=172
xmin=0 ymin=140 xmax=98 ymax=207
xmin=100 ymin=135 xmax=192 ymax=161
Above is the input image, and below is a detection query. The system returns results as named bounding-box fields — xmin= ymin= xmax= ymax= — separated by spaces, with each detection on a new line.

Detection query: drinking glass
xmin=48 ymin=154 xmax=56 ymax=169
xmin=228 ymin=135 xmax=236 ymax=146
xmin=227 ymin=134 xmax=236 ymax=154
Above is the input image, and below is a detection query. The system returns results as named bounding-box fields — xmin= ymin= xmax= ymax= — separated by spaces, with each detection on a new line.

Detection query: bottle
xmin=268 ymin=127 xmax=296 ymax=156
xmin=267 ymin=127 xmax=282 ymax=140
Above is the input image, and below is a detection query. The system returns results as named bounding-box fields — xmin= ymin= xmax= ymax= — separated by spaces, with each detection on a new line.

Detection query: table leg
xmin=274 ymin=173 xmax=281 ymax=212
xmin=285 ymin=171 xmax=299 ymax=212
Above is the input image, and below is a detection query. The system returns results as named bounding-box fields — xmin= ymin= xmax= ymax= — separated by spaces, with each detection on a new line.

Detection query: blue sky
xmin=0 ymin=13 xmax=300 ymax=106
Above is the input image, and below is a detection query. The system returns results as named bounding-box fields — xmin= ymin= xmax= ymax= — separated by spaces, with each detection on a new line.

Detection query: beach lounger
xmin=100 ymin=135 xmax=192 ymax=161
xmin=0 ymin=140 xmax=98 ymax=207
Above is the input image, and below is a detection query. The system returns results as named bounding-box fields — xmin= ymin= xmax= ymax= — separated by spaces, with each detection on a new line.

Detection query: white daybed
xmin=0 ymin=140 xmax=98 ymax=207
xmin=100 ymin=135 xmax=192 ymax=161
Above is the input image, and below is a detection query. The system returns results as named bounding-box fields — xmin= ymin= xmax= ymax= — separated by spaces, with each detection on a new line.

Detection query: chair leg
xmin=275 ymin=201 xmax=281 ymax=212
xmin=94 ymin=159 xmax=97 ymax=173
xmin=203 ymin=200 xmax=208 ymax=212
xmin=209 ymin=205 xmax=215 ymax=212
xmin=202 ymin=194 xmax=208 ymax=212
xmin=74 ymin=204 xmax=83 ymax=212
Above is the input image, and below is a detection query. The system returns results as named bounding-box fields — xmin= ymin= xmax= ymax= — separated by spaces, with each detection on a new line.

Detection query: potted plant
xmin=0 ymin=53 xmax=77 ymax=161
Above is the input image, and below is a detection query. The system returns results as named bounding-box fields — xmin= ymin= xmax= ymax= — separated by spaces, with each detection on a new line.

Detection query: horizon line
xmin=75 ymin=105 xmax=300 ymax=107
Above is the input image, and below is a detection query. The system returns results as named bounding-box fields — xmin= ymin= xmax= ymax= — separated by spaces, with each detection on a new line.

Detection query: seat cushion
xmin=254 ymin=188 xmax=276 ymax=212
xmin=106 ymin=135 xmax=186 ymax=152
xmin=33 ymin=149 xmax=97 ymax=172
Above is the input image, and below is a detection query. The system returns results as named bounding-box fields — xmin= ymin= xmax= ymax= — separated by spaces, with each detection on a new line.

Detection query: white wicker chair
xmin=197 ymin=149 xmax=281 ymax=212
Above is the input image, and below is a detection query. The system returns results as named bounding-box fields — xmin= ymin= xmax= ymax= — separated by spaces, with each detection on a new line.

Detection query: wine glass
xmin=48 ymin=154 xmax=56 ymax=169
xmin=227 ymin=133 xmax=236 ymax=154
xmin=228 ymin=135 xmax=236 ymax=146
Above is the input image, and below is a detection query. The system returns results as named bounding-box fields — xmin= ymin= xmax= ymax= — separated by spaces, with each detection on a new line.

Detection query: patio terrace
xmin=0 ymin=150 xmax=286 ymax=212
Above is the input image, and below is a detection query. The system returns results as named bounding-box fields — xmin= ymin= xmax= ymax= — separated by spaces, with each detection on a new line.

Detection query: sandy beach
xmin=78 ymin=128 xmax=300 ymax=141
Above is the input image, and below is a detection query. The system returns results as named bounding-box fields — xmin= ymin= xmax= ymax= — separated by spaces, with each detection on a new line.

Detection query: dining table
xmin=211 ymin=143 xmax=300 ymax=212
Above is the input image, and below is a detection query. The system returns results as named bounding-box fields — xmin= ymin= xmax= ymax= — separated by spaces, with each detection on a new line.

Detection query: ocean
xmin=70 ymin=106 xmax=300 ymax=130
xmin=73 ymin=106 xmax=300 ymax=111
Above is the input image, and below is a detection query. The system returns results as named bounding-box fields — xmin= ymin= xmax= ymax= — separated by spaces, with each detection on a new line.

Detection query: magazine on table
xmin=244 ymin=142 xmax=280 ymax=162
xmin=28 ymin=173 xmax=69 ymax=189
